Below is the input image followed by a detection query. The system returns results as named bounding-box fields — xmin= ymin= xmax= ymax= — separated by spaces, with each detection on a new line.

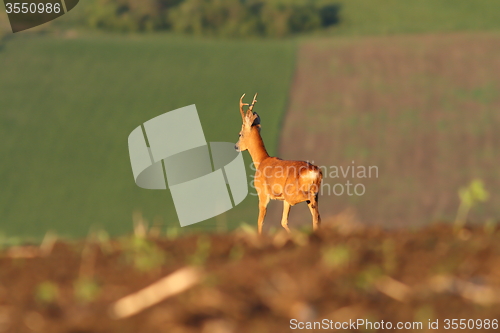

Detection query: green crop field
xmin=330 ymin=0 xmax=500 ymax=36
xmin=0 ymin=34 xmax=295 ymax=239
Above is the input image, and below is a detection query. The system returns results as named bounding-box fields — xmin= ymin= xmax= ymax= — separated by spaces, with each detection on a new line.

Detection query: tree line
xmin=85 ymin=0 xmax=340 ymax=37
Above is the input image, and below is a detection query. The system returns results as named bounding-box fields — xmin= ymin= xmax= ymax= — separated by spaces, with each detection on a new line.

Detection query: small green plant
xmin=355 ymin=265 xmax=383 ymax=291
xmin=238 ymin=223 xmax=257 ymax=235
xmin=188 ymin=236 xmax=211 ymax=266
xmin=229 ymin=244 xmax=245 ymax=261
xmin=382 ymin=239 xmax=397 ymax=273
xmin=74 ymin=277 xmax=100 ymax=303
xmin=166 ymin=226 xmax=181 ymax=240
xmin=0 ymin=233 xmax=23 ymax=251
xmin=35 ymin=281 xmax=59 ymax=304
xmin=267 ymin=226 xmax=278 ymax=235
xmin=203 ymin=273 xmax=220 ymax=288
xmin=291 ymin=230 xmax=309 ymax=246
xmin=484 ymin=218 xmax=498 ymax=235
xmin=121 ymin=236 xmax=166 ymax=272
xmin=322 ymin=245 xmax=351 ymax=269
xmin=94 ymin=229 xmax=113 ymax=255
xmin=454 ymin=179 xmax=489 ymax=231
xmin=297 ymin=225 xmax=314 ymax=236
xmin=414 ymin=305 xmax=435 ymax=327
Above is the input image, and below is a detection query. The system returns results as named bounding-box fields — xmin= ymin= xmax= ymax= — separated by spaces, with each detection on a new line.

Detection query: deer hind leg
xmin=307 ymin=193 xmax=321 ymax=231
xmin=257 ymin=195 xmax=270 ymax=235
xmin=281 ymin=201 xmax=292 ymax=233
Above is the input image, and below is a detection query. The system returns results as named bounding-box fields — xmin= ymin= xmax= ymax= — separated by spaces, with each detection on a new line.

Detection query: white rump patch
xmin=304 ymin=169 xmax=319 ymax=180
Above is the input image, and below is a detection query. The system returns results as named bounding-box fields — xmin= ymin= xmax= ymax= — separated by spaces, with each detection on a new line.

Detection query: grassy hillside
xmin=0 ymin=34 xmax=295 ymax=238
xmin=331 ymin=0 xmax=500 ymax=36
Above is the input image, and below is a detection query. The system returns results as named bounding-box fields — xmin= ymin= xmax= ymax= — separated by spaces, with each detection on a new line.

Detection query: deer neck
xmin=247 ymin=128 xmax=269 ymax=168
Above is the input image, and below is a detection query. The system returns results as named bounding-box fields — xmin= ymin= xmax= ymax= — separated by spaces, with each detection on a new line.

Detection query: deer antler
xmin=241 ymin=93 xmax=260 ymax=126
xmin=248 ymin=93 xmax=258 ymax=113
xmin=240 ymin=94 xmax=249 ymax=122
xmin=244 ymin=93 xmax=260 ymax=127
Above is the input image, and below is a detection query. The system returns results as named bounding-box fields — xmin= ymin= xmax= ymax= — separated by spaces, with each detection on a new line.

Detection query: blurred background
xmin=0 ymin=0 xmax=499 ymax=239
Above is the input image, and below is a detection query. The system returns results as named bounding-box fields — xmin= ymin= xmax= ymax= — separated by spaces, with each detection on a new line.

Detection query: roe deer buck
xmin=235 ymin=93 xmax=322 ymax=234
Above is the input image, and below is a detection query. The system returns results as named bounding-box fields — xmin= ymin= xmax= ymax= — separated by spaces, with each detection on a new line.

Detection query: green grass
xmin=328 ymin=0 xmax=500 ymax=36
xmin=0 ymin=33 xmax=295 ymax=238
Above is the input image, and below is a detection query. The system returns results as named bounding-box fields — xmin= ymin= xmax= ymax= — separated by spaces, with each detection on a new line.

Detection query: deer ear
xmin=251 ymin=112 xmax=260 ymax=126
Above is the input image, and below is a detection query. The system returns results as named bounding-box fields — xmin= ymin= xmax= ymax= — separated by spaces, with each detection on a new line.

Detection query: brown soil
xmin=271 ymin=32 xmax=500 ymax=230
xmin=1 ymin=224 xmax=500 ymax=332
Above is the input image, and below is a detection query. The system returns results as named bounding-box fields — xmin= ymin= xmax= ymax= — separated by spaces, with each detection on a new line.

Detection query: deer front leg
xmin=307 ymin=194 xmax=321 ymax=231
xmin=257 ymin=195 xmax=270 ymax=235
xmin=281 ymin=201 xmax=291 ymax=233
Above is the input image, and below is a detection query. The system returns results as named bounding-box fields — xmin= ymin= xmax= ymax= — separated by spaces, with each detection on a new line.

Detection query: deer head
xmin=235 ymin=93 xmax=260 ymax=152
